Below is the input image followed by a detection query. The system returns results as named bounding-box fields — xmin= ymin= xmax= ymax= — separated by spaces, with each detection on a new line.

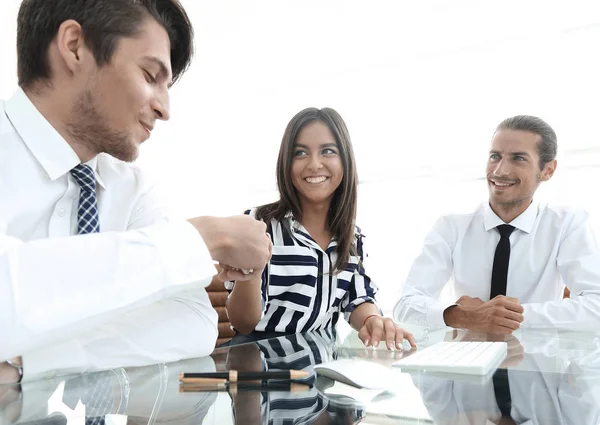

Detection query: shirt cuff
xmin=427 ymin=300 xmax=457 ymax=328
xmin=343 ymin=297 xmax=380 ymax=322
xmin=139 ymin=220 xmax=216 ymax=288
xmin=21 ymin=339 xmax=87 ymax=382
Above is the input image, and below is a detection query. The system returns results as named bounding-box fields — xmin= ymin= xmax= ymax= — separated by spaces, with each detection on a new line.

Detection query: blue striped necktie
xmin=70 ymin=164 xmax=100 ymax=234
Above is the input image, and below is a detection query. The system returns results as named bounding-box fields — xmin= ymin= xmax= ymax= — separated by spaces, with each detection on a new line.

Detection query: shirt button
xmin=57 ymin=208 xmax=67 ymax=218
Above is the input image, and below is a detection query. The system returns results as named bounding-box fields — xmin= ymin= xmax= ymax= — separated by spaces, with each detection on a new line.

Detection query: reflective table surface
xmin=2 ymin=324 xmax=600 ymax=425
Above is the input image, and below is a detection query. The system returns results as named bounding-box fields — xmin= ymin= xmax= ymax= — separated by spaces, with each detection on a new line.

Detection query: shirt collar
xmin=286 ymin=213 xmax=340 ymax=252
xmin=483 ymin=200 xmax=538 ymax=234
xmin=5 ymin=88 xmax=106 ymax=189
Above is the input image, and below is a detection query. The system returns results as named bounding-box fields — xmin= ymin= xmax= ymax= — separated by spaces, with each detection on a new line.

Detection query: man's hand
xmin=0 ymin=362 xmax=20 ymax=385
xmin=188 ymin=215 xmax=272 ymax=281
xmin=455 ymin=295 xmax=484 ymax=309
xmin=444 ymin=295 xmax=524 ymax=334
xmin=358 ymin=316 xmax=417 ymax=351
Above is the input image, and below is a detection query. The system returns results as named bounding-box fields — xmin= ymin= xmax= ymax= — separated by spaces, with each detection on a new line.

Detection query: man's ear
xmin=541 ymin=159 xmax=557 ymax=181
xmin=55 ymin=19 xmax=89 ymax=75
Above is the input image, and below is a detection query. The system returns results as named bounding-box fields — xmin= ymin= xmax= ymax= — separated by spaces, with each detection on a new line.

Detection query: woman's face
xmin=290 ymin=121 xmax=344 ymax=208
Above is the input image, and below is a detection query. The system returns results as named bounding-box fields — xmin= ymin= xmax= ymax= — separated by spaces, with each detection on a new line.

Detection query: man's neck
xmin=489 ymin=198 xmax=532 ymax=223
xmin=24 ymin=87 xmax=95 ymax=163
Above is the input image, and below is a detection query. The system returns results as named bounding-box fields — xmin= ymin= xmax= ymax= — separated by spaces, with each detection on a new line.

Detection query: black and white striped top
xmin=225 ymin=209 xmax=378 ymax=334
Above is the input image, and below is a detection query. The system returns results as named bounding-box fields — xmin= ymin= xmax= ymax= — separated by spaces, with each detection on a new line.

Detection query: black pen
xmin=179 ymin=381 xmax=311 ymax=393
xmin=179 ymin=370 xmax=310 ymax=383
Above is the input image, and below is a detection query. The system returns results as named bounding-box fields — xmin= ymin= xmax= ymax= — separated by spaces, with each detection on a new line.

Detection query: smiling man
xmin=394 ymin=115 xmax=600 ymax=333
xmin=0 ymin=0 xmax=272 ymax=383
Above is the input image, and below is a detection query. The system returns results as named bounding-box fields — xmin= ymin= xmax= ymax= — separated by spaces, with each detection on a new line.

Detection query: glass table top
xmin=2 ymin=324 xmax=600 ymax=425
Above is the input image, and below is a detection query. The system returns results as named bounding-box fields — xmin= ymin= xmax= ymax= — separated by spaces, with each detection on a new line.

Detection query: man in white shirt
xmin=394 ymin=115 xmax=600 ymax=333
xmin=0 ymin=0 xmax=272 ymax=383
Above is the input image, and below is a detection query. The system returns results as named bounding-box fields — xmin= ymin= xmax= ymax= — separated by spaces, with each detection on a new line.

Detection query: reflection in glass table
xmin=2 ymin=325 xmax=600 ymax=425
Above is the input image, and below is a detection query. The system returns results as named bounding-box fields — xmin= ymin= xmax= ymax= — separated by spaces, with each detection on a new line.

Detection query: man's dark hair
xmin=496 ymin=115 xmax=557 ymax=170
xmin=17 ymin=0 xmax=194 ymax=88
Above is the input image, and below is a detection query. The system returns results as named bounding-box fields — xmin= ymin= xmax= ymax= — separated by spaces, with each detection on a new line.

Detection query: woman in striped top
xmin=223 ymin=107 xmax=415 ymax=351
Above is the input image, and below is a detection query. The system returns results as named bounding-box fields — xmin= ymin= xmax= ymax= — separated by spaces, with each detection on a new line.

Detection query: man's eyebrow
xmin=488 ymin=150 xmax=531 ymax=157
xmin=143 ymin=56 xmax=172 ymax=83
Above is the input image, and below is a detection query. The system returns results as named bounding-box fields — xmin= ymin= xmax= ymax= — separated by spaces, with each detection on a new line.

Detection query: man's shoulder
xmin=434 ymin=203 xmax=487 ymax=227
xmin=537 ymin=202 xmax=590 ymax=226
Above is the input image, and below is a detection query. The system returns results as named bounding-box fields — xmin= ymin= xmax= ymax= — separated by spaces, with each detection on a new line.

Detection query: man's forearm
xmin=443 ymin=305 xmax=467 ymax=328
xmin=20 ymin=289 xmax=218 ymax=382
xmin=1 ymin=220 xmax=214 ymax=361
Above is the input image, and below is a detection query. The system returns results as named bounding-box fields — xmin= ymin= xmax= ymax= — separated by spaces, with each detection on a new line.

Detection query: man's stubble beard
xmin=492 ymin=172 xmax=542 ymax=208
xmin=66 ymin=89 xmax=138 ymax=162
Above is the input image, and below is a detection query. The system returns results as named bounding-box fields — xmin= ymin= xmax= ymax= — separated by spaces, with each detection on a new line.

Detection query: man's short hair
xmin=496 ymin=115 xmax=558 ymax=170
xmin=17 ymin=0 xmax=194 ymax=88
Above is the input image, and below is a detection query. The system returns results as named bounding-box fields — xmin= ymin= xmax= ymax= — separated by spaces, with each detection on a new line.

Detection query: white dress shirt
xmin=394 ymin=201 xmax=600 ymax=330
xmin=0 ymin=88 xmax=218 ymax=381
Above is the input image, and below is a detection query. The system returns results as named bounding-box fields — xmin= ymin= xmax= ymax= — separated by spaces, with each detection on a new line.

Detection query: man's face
xmin=486 ymin=129 xmax=555 ymax=209
xmin=67 ymin=18 xmax=172 ymax=162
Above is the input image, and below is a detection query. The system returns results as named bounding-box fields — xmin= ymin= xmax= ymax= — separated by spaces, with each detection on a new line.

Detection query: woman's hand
xmin=358 ymin=316 xmax=417 ymax=351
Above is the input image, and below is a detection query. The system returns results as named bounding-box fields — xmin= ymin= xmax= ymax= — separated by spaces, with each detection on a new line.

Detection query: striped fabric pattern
xmin=255 ymin=330 xmax=364 ymax=425
xmin=225 ymin=209 xmax=378 ymax=334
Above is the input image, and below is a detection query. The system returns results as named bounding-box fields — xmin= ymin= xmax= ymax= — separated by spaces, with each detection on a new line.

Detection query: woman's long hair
xmin=256 ymin=107 xmax=359 ymax=273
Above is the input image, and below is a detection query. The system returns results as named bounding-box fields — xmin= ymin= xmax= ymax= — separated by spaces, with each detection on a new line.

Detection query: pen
xmin=179 ymin=382 xmax=311 ymax=393
xmin=179 ymin=370 xmax=310 ymax=383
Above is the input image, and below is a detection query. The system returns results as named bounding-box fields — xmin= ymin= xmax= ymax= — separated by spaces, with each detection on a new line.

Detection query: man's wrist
xmin=190 ymin=216 xmax=227 ymax=260
xmin=443 ymin=305 xmax=466 ymax=328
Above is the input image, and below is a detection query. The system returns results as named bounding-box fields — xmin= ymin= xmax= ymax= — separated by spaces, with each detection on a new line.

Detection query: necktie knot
xmin=496 ymin=224 xmax=515 ymax=239
xmin=70 ymin=164 xmax=96 ymax=193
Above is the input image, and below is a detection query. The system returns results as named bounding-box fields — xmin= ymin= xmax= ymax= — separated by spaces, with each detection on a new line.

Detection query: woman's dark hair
xmin=256 ymin=107 xmax=359 ymax=273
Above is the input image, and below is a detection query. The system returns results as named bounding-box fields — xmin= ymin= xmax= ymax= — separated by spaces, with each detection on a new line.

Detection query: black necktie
xmin=492 ymin=368 xmax=512 ymax=418
xmin=490 ymin=224 xmax=515 ymax=419
xmin=490 ymin=224 xmax=515 ymax=299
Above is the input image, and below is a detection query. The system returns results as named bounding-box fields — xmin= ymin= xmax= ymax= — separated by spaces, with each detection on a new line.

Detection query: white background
xmin=2 ymin=0 xmax=600 ymax=312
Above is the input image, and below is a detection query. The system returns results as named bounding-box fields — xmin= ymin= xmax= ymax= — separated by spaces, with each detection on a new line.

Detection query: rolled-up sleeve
xmin=341 ymin=234 xmax=379 ymax=322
